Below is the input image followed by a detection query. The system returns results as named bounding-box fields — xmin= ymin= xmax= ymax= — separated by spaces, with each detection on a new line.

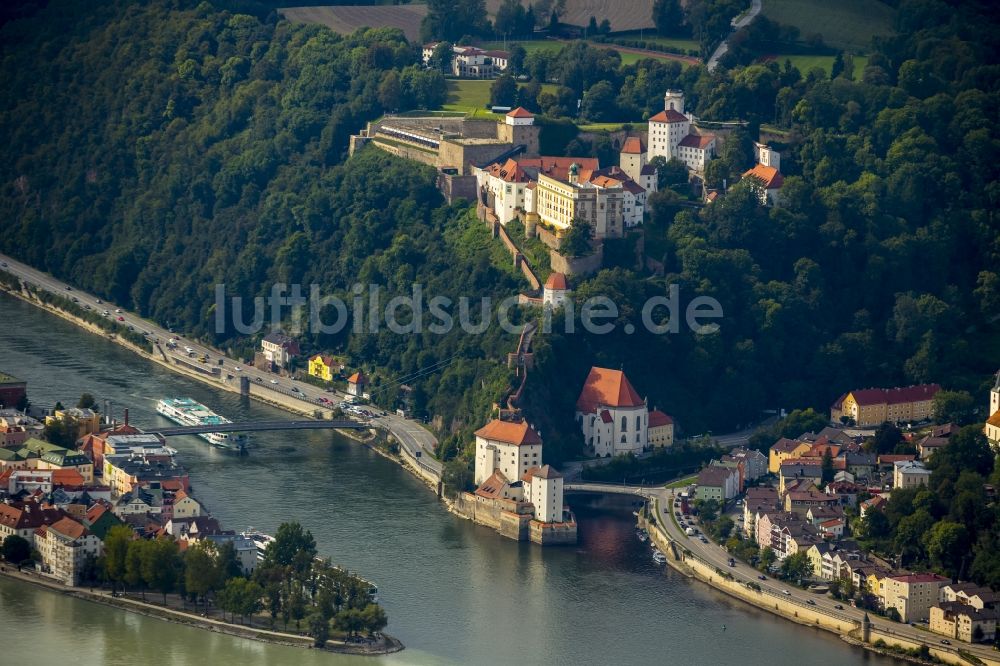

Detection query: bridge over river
xmin=564 ymin=482 xmax=658 ymax=498
xmin=154 ymin=419 xmax=369 ymax=436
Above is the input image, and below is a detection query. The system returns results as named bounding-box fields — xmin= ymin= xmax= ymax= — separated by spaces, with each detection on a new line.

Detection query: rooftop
xmin=475 ymin=419 xmax=542 ymax=446
xmin=648 ymin=109 xmax=688 ymax=124
xmin=742 ymin=163 xmax=784 ymax=189
xmin=576 ymin=367 xmax=644 ymax=413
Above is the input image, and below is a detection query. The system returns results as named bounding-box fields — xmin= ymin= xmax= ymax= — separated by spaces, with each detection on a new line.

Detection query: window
xmin=621 ymin=416 xmax=627 ymax=431
xmin=636 ymin=415 xmax=641 ymax=430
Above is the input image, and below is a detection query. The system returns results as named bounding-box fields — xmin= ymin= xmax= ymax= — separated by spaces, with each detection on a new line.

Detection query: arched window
xmin=621 ymin=416 xmax=628 ymax=431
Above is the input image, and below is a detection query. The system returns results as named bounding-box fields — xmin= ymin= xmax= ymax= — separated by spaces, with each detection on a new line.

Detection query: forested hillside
xmin=522 ymin=0 xmax=1000 ymax=452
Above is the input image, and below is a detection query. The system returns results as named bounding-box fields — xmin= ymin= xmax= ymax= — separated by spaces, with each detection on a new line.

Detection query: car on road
xmin=65 ymin=286 xmax=71 ymax=290
xmin=234 ymin=366 xmax=242 ymax=371
xmin=0 ymin=262 xmax=6 ymax=267
xmin=83 ymin=304 xmax=91 ymax=310
xmin=782 ymin=590 xmax=791 ymax=596
xmin=117 ymin=316 xmax=124 ymax=321
xmin=317 ymin=397 xmax=331 ymax=404
xmin=291 ymin=387 xmax=303 ymax=393
xmin=699 ymin=537 xmax=708 ymax=543
xmin=71 ymin=296 xmax=78 ymax=302
xmin=806 ymin=599 xmax=816 ymax=605
xmin=255 ymin=377 xmax=263 ymax=383
xmin=184 ymin=346 xmax=193 ymax=354
xmin=96 ymin=299 xmax=101 ymax=303
xmin=115 ymin=308 xmax=122 ymax=313
xmin=834 ymin=604 xmax=843 ymax=610
xmin=758 ymin=575 xmax=767 ymax=581
xmin=940 ymin=640 xmax=951 ymax=645
xmin=270 ymin=379 xmax=278 ymax=385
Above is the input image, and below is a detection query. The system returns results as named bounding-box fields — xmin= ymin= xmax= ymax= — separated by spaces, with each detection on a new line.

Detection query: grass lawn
xmin=443 ymin=79 xmax=561 ymax=116
xmin=614 ymin=48 xmax=693 ymax=67
xmin=761 ymin=0 xmax=895 ymax=53
xmin=766 ymin=54 xmax=869 ymax=78
xmin=480 ymin=39 xmax=564 ymax=55
xmin=625 ymin=35 xmax=700 ymax=52
xmin=577 ymin=121 xmax=648 ymax=132
xmin=665 ymin=474 xmax=696 ymax=489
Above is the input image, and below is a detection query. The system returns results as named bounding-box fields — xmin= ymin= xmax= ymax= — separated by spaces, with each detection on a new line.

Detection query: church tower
xmin=991 ymin=369 xmax=1000 ymax=416
xmin=664 ymin=89 xmax=685 ymax=114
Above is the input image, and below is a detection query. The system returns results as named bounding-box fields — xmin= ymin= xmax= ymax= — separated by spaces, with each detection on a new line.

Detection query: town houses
xmin=830 ymin=383 xmax=940 ymax=427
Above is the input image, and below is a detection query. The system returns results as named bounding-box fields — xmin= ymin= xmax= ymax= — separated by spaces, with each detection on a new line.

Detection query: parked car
xmin=758 ymin=575 xmax=767 ymax=581
xmin=0 ymin=262 xmax=7 ymax=267
xmin=782 ymin=590 xmax=791 ymax=596
xmin=941 ymin=640 xmax=951 ymax=645
xmin=834 ymin=604 xmax=843 ymax=610
xmin=115 ymin=308 xmax=122 ymax=313
xmin=807 ymin=599 xmax=816 ymax=605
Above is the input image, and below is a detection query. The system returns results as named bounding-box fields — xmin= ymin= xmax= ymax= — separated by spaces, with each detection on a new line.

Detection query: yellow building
xmin=528 ymin=162 xmax=624 ymax=240
xmin=882 ymin=573 xmax=949 ymax=622
xmin=768 ymin=438 xmax=810 ymax=474
xmin=830 ymin=385 xmax=940 ymax=427
xmin=308 ymin=354 xmax=336 ymax=382
xmin=45 ymin=408 xmax=101 ymax=441
xmin=647 ymin=409 xmax=674 ymax=447
xmin=930 ymin=603 xmax=998 ymax=643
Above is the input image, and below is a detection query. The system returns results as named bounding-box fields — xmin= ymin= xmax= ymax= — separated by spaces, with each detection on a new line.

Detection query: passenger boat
xmin=156 ymin=397 xmax=236 ymax=447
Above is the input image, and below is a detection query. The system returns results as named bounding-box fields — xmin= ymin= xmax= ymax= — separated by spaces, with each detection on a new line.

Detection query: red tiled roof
xmin=310 ymin=354 xmax=336 ymax=367
xmin=620 ymin=179 xmax=646 ymax=195
xmin=842 ymin=384 xmax=941 ymax=407
xmin=879 ymin=454 xmax=916 ymax=463
xmin=506 ymin=107 xmax=534 ymax=118
xmin=771 ymin=437 xmax=804 ymax=454
xmin=475 ymin=419 xmax=542 ymax=446
xmin=85 ymin=503 xmax=107 ymax=524
xmin=648 ymin=109 xmax=688 ymax=123
xmin=545 ymin=272 xmax=568 ymax=290
xmin=523 ymin=464 xmax=562 ymax=481
xmin=576 ymin=367 xmax=644 ymax=412
xmin=621 ymin=136 xmax=645 ymax=154
xmin=891 ymin=573 xmax=948 ymax=584
xmin=347 ymin=372 xmax=367 ymax=385
xmin=599 ymin=410 xmax=613 ymax=424
xmin=742 ymin=163 xmax=784 ymax=189
xmin=987 ymin=411 xmax=1000 ymax=427
xmin=52 ymin=469 xmax=86 ymax=487
xmin=49 ymin=516 xmax=88 ymax=540
xmin=649 ymin=409 xmax=673 ymax=427
xmin=475 ymin=470 xmax=510 ymax=499
xmin=483 ymin=158 xmax=530 ymax=183
xmin=678 ymin=134 xmax=715 ymax=150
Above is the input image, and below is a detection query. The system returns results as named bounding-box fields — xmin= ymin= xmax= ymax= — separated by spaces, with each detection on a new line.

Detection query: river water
xmin=0 ymin=292 xmax=896 ymax=665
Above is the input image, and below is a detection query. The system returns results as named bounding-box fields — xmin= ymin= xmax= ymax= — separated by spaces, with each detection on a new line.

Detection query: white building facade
xmin=474 ymin=419 xmax=543 ymax=486
xmin=576 ymin=367 xmax=648 ymax=457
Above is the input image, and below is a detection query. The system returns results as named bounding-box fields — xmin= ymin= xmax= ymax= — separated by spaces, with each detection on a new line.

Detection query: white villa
xmin=473 ymin=418 xmax=543 ymax=486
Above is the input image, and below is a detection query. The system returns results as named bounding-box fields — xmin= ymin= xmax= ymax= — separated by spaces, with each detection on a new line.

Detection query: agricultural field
xmin=763 ymin=54 xmax=869 ymax=78
xmin=484 ymin=0 xmax=655 ymax=32
xmin=278 ymin=4 xmax=428 ymax=42
xmin=761 ymin=0 xmax=895 ymax=53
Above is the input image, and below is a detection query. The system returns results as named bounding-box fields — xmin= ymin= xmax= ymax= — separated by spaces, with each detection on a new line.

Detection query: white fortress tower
xmin=664 ymin=89 xmax=685 ymax=114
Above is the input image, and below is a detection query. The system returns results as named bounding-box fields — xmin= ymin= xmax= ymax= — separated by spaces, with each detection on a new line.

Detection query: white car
xmin=234 ymin=366 xmax=242 ymax=372
xmin=270 ymin=379 xmax=279 ymax=385
xmin=184 ymin=346 xmax=194 ymax=354
xmin=115 ymin=308 xmax=122 ymax=313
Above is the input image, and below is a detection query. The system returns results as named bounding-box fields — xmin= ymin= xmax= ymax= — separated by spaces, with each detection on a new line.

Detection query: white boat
xmin=156 ymin=397 xmax=236 ymax=447
xmin=652 ymin=549 xmax=667 ymax=564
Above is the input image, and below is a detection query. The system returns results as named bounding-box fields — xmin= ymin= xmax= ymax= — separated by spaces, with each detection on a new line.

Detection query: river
xmin=0 ymin=292 xmax=898 ymax=665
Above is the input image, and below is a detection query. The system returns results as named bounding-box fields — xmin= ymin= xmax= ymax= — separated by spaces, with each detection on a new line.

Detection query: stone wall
xmin=550 ymin=246 xmax=603 ymax=276
xmin=529 ymin=519 xmax=578 ymax=545
xmin=371 ymin=139 xmax=438 ymax=168
xmin=438 ymin=139 xmax=513 ymax=175
xmin=437 ymin=172 xmax=477 ymax=203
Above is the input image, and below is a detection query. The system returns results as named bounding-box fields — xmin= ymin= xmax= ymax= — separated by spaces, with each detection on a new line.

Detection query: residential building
xmin=778 ymin=459 xmax=823 ymax=495
xmin=103 ymin=452 xmax=189 ymax=498
xmin=475 ymin=157 xmax=536 ymax=224
xmin=204 ymin=534 xmax=259 ymax=575
xmin=860 ymin=494 xmax=888 ymax=518
xmin=743 ymin=487 xmax=780 ymax=538
xmin=785 ymin=490 xmax=840 ymax=516
xmin=742 ymin=163 xmax=784 ymax=205
xmin=45 ymin=408 xmax=101 ymax=440
xmin=930 ymin=603 xmax=998 ymax=643
xmin=830 ymin=384 xmax=941 ymax=427
xmin=543 ymin=272 xmax=570 ymax=309
xmin=308 ymin=355 xmax=336 ymax=382
xmin=825 ymin=480 xmax=861 ymax=507
xmin=20 ymin=438 xmax=94 ymax=484
xmin=0 ymin=372 xmax=27 ymax=409
xmin=473 ymin=418 xmax=543 ymax=486
xmin=729 ymin=447 xmax=766 ymax=481
xmin=807 ymin=542 xmax=834 ymax=578
xmin=695 ymin=464 xmax=739 ymax=503
xmin=647 ymin=409 xmax=674 ymax=447
xmin=169 ymin=489 xmax=202 ymax=520
xmin=164 ymin=515 xmax=224 ymax=542
xmin=844 ymin=452 xmax=877 ymax=480
xmin=34 ymin=516 xmax=101 ymax=586
xmin=421 ymin=43 xmax=509 ymax=78
xmin=82 ymin=502 xmax=121 ymax=540
xmin=893 ymin=460 xmax=931 ymax=489
xmin=260 ymin=332 xmax=300 ymax=369
xmin=769 ymin=437 xmax=810 ymax=474
xmin=575 ymin=367 xmax=648 ymax=457
xmin=347 ymin=372 xmax=368 ymax=397
xmin=882 ymin=573 xmax=949 ymax=622
xmin=940 ymin=583 xmax=999 ymax=610
xmin=77 ymin=422 xmax=142 ymax=471
xmin=0 ymin=500 xmax=66 ymax=544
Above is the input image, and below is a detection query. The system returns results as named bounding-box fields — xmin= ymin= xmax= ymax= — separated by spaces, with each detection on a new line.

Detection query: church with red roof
xmin=576 ymin=367 xmax=652 ymax=457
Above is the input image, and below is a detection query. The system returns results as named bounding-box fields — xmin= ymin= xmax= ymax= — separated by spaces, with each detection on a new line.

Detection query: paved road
xmin=654 ymin=488 xmax=999 ymax=663
xmin=707 ymin=0 xmax=762 ymax=71
xmin=0 ymin=253 xmax=442 ymax=477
